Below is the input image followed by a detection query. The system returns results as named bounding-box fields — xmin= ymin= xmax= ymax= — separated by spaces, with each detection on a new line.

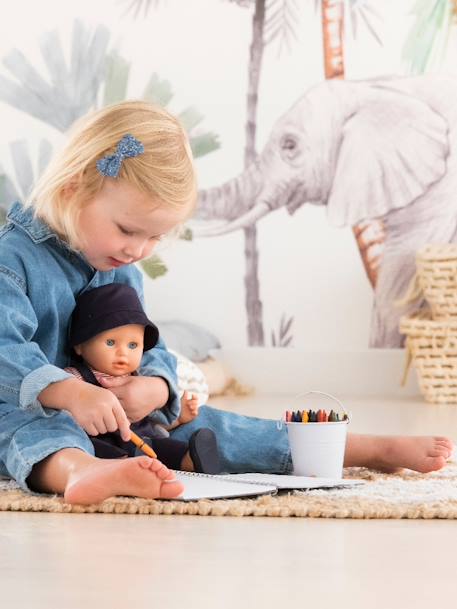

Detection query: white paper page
xmin=171 ymin=471 xmax=277 ymax=501
xmin=223 ymin=473 xmax=365 ymax=490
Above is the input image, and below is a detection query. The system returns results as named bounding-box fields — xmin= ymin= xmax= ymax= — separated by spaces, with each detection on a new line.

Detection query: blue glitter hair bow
xmin=96 ymin=134 xmax=144 ymax=178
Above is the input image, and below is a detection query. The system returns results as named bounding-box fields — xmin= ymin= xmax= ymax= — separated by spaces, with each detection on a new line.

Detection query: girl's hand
xmin=98 ymin=375 xmax=169 ymax=423
xmin=39 ymin=378 xmax=131 ymax=441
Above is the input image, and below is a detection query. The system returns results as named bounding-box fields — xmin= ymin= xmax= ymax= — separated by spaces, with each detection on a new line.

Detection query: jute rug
xmin=1 ymin=462 xmax=457 ymax=518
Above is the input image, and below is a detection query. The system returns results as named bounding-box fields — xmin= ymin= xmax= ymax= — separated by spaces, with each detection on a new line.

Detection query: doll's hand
xmin=39 ymin=378 xmax=131 ymax=441
xmin=98 ymin=375 xmax=169 ymax=423
xmin=178 ymin=391 xmax=199 ymax=424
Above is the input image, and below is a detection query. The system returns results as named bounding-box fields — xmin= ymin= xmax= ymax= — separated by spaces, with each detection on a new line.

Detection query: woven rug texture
xmin=1 ymin=462 xmax=457 ymax=518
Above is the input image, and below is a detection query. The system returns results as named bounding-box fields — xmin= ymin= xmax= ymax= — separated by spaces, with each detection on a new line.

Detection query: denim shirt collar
xmin=6 ymin=201 xmax=84 ymax=264
xmin=7 ymin=201 xmax=60 ymax=244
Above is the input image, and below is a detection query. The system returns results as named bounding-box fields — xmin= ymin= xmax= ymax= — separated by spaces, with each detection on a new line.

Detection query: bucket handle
xmin=277 ymin=390 xmax=350 ymax=430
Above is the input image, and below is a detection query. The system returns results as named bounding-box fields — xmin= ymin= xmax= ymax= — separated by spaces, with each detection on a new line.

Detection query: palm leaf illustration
xmin=142 ymin=74 xmax=220 ymax=157
xmin=140 ymin=254 xmax=168 ymax=279
xmin=122 ymin=0 xmax=162 ymax=18
xmin=348 ymin=0 xmax=383 ymax=45
xmin=0 ymin=172 xmax=16 ymax=222
xmin=265 ymin=0 xmax=299 ymax=54
xmin=103 ymin=49 xmax=130 ymax=106
xmin=0 ymin=139 xmax=53 ymax=213
xmin=271 ymin=313 xmax=294 ymax=347
xmin=402 ymin=0 xmax=453 ymax=74
xmin=0 ymin=21 xmax=110 ymax=131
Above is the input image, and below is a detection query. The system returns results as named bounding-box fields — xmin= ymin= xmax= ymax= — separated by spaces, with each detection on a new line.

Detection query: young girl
xmin=0 ymin=101 xmax=452 ymax=506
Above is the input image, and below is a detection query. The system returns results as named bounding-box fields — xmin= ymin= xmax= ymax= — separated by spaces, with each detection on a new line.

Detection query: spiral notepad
xmin=170 ymin=471 xmax=363 ymax=501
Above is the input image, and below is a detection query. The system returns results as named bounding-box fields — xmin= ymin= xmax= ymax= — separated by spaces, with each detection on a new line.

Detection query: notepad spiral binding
xmin=173 ymin=470 xmax=279 ymax=489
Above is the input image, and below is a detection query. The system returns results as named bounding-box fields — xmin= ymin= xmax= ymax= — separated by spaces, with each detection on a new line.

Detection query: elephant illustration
xmin=193 ymin=75 xmax=457 ymax=347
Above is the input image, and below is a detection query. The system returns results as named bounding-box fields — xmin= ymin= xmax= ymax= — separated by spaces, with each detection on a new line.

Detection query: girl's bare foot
xmin=345 ymin=434 xmax=454 ymax=473
xmin=64 ymin=456 xmax=184 ymax=505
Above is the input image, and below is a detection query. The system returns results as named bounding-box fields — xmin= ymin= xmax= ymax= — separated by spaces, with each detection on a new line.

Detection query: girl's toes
xmin=420 ymin=455 xmax=446 ymax=473
xmin=149 ymin=460 xmax=176 ymax=481
xmin=139 ymin=457 xmax=174 ymax=480
xmin=138 ymin=456 xmax=155 ymax=469
xmin=161 ymin=480 xmax=184 ymax=499
xmin=431 ymin=455 xmax=447 ymax=470
xmin=436 ymin=440 xmax=453 ymax=457
xmin=159 ymin=467 xmax=177 ymax=481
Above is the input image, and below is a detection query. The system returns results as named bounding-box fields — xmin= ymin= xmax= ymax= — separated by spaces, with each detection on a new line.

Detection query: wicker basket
xmin=415 ymin=244 xmax=457 ymax=320
xmin=400 ymin=311 xmax=457 ymax=404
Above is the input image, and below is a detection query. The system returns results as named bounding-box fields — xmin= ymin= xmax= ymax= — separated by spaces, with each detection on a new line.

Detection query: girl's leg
xmin=0 ymin=404 xmax=183 ymax=504
xmin=170 ymin=405 xmax=293 ymax=474
xmin=170 ymin=405 xmax=453 ymax=475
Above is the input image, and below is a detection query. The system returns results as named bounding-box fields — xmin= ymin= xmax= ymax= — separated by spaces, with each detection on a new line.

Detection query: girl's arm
xmin=0 ymin=269 xmax=74 ymax=416
xmin=139 ymin=338 xmax=181 ymax=425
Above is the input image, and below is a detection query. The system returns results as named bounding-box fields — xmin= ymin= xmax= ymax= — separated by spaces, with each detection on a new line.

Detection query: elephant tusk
xmin=191 ymin=202 xmax=271 ymax=238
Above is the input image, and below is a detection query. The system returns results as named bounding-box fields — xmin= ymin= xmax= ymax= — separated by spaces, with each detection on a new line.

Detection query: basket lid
xmin=416 ymin=244 xmax=457 ymax=262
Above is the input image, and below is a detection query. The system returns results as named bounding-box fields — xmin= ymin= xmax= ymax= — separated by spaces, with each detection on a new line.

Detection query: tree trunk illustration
xmin=244 ymin=0 xmax=266 ymax=345
xmin=321 ymin=0 xmax=345 ymax=79
xmin=321 ymin=0 xmax=385 ymax=288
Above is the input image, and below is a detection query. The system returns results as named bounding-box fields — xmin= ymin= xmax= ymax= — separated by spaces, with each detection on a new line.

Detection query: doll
xmin=65 ymin=283 xmax=221 ymax=474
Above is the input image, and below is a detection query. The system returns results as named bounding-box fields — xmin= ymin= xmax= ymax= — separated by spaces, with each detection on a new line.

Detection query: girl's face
xmin=77 ymin=179 xmax=188 ymax=271
xmin=74 ymin=324 xmax=145 ymax=375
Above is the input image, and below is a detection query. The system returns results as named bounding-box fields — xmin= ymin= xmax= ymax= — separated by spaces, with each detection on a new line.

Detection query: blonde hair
xmin=28 ymin=100 xmax=197 ymax=248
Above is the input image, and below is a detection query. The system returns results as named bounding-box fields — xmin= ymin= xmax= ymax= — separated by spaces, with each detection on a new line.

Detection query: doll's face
xmin=74 ymin=324 xmax=145 ymax=376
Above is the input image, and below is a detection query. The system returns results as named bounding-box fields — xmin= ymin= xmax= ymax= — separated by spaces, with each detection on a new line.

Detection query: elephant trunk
xmin=192 ymin=163 xmax=270 ymax=237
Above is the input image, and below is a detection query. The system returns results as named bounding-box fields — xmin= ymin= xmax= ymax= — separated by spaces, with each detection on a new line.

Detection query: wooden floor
xmin=1 ymin=393 xmax=456 ymax=609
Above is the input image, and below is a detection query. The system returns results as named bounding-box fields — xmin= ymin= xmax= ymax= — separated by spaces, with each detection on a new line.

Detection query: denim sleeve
xmin=117 ymin=265 xmax=180 ymax=425
xmin=0 ymin=266 xmax=73 ymax=415
xmin=139 ymin=340 xmax=181 ymax=425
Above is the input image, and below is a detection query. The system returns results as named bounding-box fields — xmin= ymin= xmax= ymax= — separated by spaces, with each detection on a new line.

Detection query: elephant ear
xmin=327 ymin=90 xmax=449 ymax=227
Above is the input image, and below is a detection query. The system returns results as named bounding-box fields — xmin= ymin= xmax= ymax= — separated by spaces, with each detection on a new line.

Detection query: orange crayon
xmin=130 ymin=431 xmax=157 ymax=458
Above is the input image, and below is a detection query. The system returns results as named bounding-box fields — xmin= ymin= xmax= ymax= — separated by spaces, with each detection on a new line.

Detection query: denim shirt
xmin=0 ymin=202 xmax=180 ymax=425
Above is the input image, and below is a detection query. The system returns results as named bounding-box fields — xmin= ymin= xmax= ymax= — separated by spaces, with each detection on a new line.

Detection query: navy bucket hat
xmin=69 ymin=283 xmax=159 ymax=351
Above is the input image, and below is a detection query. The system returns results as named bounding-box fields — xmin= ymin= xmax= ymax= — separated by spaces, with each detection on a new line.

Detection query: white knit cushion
xmin=170 ymin=349 xmax=209 ymax=404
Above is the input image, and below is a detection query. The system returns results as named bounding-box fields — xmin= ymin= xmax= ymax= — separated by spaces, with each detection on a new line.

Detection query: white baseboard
xmin=210 ymin=347 xmax=420 ymax=397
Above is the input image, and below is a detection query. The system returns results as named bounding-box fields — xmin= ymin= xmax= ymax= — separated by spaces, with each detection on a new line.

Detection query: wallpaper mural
xmin=0 ymin=0 xmax=457 ymax=355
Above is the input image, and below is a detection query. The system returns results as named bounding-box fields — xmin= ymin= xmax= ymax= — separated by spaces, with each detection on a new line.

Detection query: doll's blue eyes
xmin=104 ymin=339 xmax=138 ymax=349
